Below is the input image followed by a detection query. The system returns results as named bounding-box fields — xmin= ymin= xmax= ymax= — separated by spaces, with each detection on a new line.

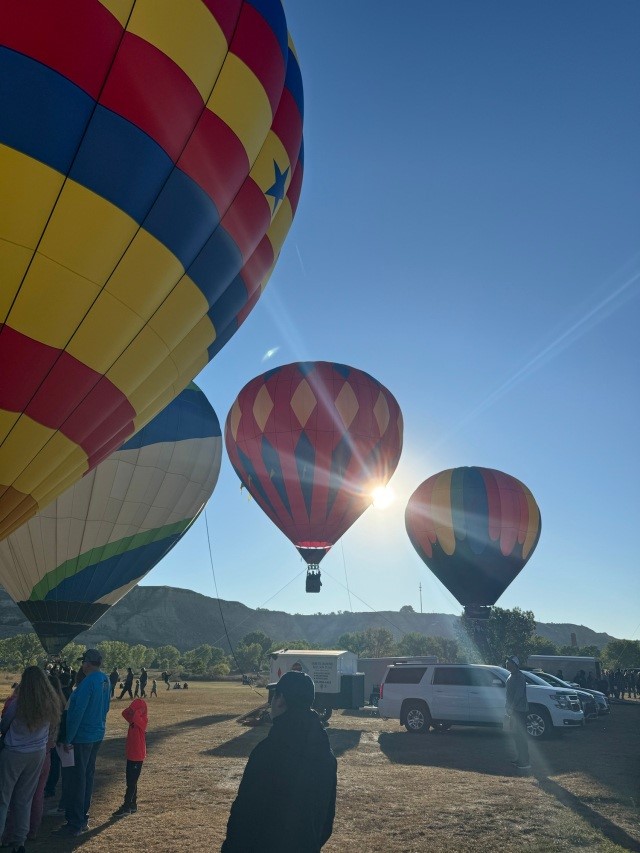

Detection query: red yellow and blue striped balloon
xmin=0 ymin=0 xmax=303 ymax=540
xmin=0 ymin=382 xmax=222 ymax=654
xmin=405 ymin=467 xmax=541 ymax=607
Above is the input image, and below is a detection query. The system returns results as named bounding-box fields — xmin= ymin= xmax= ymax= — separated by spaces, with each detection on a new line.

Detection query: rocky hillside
xmin=0 ymin=586 xmax=618 ymax=652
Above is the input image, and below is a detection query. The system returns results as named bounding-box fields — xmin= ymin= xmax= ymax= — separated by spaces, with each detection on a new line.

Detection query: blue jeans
xmin=65 ymin=741 xmax=101 ymax=829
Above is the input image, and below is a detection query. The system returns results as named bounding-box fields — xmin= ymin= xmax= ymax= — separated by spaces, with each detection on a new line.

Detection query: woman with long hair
xmin=43 ymin=674 xmax=66 ymax=802
xmin=0 ymin=666 xmax=62 ymax=853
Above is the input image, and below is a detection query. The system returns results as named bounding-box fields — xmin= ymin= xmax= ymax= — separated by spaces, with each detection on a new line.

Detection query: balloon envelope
xmin=405 ymin=467 xmax=541 ymax=607
xmin=0 ymin=0 xmax=303 ymax=540
xmin=225 ymin=361 xmax=403 ymax=566
xmin=0 ymin=383 xmax=221 ymax=654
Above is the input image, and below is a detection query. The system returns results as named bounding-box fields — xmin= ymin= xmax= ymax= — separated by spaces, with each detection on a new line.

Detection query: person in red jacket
xmin=112 ymin=698 xmax=147 ymax=818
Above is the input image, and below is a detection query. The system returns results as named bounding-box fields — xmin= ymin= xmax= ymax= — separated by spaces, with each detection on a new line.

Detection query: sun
xmin=371 ymin=484 xmax=395 ymax=510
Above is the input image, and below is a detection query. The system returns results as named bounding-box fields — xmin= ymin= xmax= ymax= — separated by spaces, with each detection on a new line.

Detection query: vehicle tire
xmin=526 ymin=706 xmax=552 ymax=739
xmin=431 ymin=722 xmax=452 ymax=733
xmin=403 ymin=701 xmax=431 ymax=734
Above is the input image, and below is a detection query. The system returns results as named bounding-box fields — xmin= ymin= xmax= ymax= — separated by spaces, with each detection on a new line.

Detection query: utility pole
xmin=419 ymin=582 xmax=423 ymax=614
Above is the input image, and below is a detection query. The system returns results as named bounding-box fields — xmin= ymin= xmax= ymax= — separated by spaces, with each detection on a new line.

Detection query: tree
xmin=0 ymin=634 xmax=44 ymax=670
xmin=601 ymin=640 xmax=640 ymax=670
xmin=233 ymin=642 xmax=263 ymax=673
xmin=396 ymin=632 xmax=431 ymax=656
xmin=459 ymin=606 xmax=537 ymax=665
xmin=58 ymin=642 xmax=87 ymax=666
xmin=240 ymin=632 xmax=272 ymax=668
xmin=127 ymin=644 xmax=151 ymax=672
xmin=399 ymin=605 xmax=414 ymax=613
xmin=96 ymin=641 xmax=133 ymax=673
xmin=153 ymin=645 xmax=181 ymax=672
xmin=527 ymin=636 xmax=559 ymax=655
xmin=336 ymin=632 xmax=369 ymax=656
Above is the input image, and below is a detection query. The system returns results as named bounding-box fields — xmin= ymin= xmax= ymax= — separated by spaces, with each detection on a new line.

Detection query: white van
xmin=377 ymin=662 xmax=584 ymax=738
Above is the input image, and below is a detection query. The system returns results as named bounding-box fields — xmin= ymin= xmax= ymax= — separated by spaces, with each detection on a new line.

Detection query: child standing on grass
xmin=112 ymin=697 xmax=147 ymax=818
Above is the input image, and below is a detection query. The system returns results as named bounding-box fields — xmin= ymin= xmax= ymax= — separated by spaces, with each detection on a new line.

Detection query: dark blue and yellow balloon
xmin=0 ymin=383 xmax=222 ymax=654
xmin=0 ymin=0 xmax=304 ymax=539
xmin=405 ymin=467 xmax=541 ymax=610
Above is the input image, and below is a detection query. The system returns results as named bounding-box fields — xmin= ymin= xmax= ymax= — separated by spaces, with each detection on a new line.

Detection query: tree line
xmin=1 ymin=608 xmax=638 ymax=675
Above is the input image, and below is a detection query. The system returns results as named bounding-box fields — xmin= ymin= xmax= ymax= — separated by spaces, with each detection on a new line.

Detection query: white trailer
xmin=268 ymin=649 xmax=363 ymax=719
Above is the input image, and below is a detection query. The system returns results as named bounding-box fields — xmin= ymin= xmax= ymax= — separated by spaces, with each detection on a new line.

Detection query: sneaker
xmin=45 ymin=806 xmax=66 ymax=817
xmin=53 ymin=823 xmax=88 ymax=838
xmin=112 ymin=806 xmax=132 ymax=818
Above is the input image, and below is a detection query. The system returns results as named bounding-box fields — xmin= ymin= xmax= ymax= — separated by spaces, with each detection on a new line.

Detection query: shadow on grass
xmin=326 ymin=728 xmax=362 ymax=756
xmin=204 ymin=725 xmax=362 ymax=760
xmin=533 ymin=774 xmax=640 ymax=852
xmin=379 ymin=727 xmax=509 ymax=777
xmin=27 ymin=713 xmax=238 ymax=851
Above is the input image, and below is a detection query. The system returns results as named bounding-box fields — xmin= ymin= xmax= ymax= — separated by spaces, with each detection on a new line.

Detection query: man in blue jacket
xmin=55 ymin=648 xmax=110 ymax=837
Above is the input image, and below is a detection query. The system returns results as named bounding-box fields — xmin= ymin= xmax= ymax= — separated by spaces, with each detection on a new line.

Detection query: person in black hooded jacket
xmin=222 ymin=671 xmax=337 ymax=852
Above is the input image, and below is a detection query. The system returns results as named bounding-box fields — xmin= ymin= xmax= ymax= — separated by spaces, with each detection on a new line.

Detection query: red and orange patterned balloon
xmin=225 ymin=362 xmax=404 ymax=574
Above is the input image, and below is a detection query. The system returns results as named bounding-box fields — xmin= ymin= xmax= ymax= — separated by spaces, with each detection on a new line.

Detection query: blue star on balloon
xmin=265 ymin=160 xmax=289 ymax=212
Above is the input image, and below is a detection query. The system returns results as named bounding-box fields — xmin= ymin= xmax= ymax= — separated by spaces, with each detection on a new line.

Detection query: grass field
xmin=1 ymin=677 xmax=638 ymax=852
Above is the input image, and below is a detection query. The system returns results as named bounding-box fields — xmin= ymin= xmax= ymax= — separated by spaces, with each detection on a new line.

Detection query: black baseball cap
xmin=273 ymin=670 xmax=315 ymax=709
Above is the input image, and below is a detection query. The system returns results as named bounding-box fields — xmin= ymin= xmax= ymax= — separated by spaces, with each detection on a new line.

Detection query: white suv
xmin=377 ymin=663 xmax=584 ymax=738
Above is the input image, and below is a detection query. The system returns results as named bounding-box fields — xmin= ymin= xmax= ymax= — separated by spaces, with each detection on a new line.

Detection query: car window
xmin=522 ymin=671 xmax=551 ymax=685
xmin=470 ymin=669 xmax=505 ymax=687
xmin=384 ymin=667 xmax=427 ymax=684
xmin=432 ymin=667 xmax=473 ymax=686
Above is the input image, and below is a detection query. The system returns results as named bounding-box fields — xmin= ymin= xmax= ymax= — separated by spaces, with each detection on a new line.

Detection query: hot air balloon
xmin=0 ymin=0 xmax=304 ymax=541
xmin=0 ymin=383 xmax=222 ymax=654
xmin=405 ymin=466 xmax=541 ymax=618
xmin=225 ymin=362 xmax=404 ymax=592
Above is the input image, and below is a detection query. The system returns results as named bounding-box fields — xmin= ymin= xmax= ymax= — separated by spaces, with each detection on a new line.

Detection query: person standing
xmin=112 ymin=697 xmax=148 ymax=818
xmin=505 ymin=655 xmax=530 ymax=772
xmin=118 ymin=668 xmax=134 ymax=700
xmin=139 ymin=668 xmax=148 ymax=698
xmin=109 ymin=667 xmax=120 ymax=699
xmin=54 ymin=649 xmax=110 ymax=838
xmin=0 ymin=666 xmax=62 ymax=852
xmin=222 ymin=670 xmax=337 ymax=852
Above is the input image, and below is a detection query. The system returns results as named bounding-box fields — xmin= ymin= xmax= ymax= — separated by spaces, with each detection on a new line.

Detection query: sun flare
xmin=371 ymin=484 xmax=395 ymax=510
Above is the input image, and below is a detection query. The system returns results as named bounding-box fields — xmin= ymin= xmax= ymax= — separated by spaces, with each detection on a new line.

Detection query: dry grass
xmin=2 ymin=678 xmax=638 ymax=852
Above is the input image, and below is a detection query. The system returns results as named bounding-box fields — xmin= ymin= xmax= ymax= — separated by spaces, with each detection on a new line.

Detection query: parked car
xmin=377 ymin=662 xmax=584 ymax=738
xmin=528 ymin=670 xmax=610 ymax=715
xmin=522 ymin=670 xmax=597 ymax=720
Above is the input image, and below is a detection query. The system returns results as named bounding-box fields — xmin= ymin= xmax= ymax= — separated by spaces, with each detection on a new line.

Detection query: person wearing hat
xmin=53 ymin=649 xmax=110 ymax=838
xmin=505 ymin=655 xmax=530 ymax=771
xmin=222 ymin=670 xmax=337 ymax=852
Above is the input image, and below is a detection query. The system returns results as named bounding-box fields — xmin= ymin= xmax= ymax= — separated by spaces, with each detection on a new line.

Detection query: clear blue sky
xmin=142 ymin=0 xmax=640 ymax=640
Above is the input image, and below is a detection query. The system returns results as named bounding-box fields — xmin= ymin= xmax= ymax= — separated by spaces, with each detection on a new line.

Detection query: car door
xmin=468 ymin=668 xmax=506 ymax=722
xmin=430 ymin=666 xmax=472 ymax=721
